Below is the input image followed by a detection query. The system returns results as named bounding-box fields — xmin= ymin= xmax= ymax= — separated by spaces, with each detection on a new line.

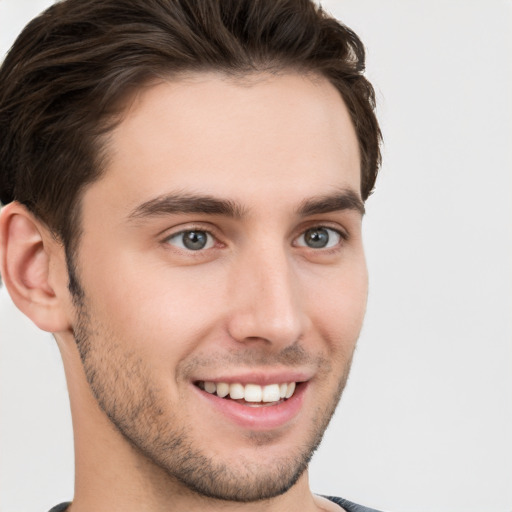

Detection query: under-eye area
xmin=195 ymin=381 xmax=300 ymax=407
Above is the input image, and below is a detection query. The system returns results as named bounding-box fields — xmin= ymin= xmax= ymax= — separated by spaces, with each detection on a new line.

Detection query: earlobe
xmin=0 ymin=202 xmax=71 ymax=333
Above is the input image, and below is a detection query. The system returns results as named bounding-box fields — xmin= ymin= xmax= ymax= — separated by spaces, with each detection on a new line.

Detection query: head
xmin=0 ymin=0 xmax=381 ymax=505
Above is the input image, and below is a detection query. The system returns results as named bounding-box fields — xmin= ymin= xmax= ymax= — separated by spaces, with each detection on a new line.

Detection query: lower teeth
xmin=237 ymin=399 xmax=283 ymax=407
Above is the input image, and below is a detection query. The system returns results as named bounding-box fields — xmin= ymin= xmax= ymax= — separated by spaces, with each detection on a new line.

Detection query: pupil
xmin=305 ymin=228 xmax=329 ymax=248
xmin=183 ymin=231 xmax=207 ymax=250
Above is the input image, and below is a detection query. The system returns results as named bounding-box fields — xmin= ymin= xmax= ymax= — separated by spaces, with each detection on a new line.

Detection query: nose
xmin=226 ymin=246 xmax=307 ymax=349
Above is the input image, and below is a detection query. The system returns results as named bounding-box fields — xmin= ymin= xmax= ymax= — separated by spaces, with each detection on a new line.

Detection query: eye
xmin=165 ymin=230 xmax=215 ymax=251
xmin=295 ymin=227 xmax=343 ymax=249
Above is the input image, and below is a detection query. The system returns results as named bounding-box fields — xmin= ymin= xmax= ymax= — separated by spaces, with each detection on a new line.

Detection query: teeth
xmin=216 ymin=382 xmax=230 ymax=398
xmin=244 ymin=384 xmax=262 ymax=402
xmin=262 ymin=384 xmax=281 ymax=402
xmin=199 ymin=381 xmax=297 ymax=402
xmin=285 ymin=382 xmax=296 ymax=399
xmin=204 ymin=381 xmax=216 ymax=394
xmin=229 ymin=383 xmax=245 ymax=400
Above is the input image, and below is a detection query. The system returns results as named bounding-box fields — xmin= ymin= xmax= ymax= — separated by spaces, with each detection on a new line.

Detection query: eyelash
xmin=293 ymin=226 xmax=348 ymax=251
xmin=162 ymin=224 xmax=348 ymax=253
xmin=162 ymin=225 xmax=222 ymax=253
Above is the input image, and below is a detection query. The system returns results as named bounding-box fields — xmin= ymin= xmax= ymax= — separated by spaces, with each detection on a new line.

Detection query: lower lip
xmin=193 ymin=383 xmax=307 ymax=431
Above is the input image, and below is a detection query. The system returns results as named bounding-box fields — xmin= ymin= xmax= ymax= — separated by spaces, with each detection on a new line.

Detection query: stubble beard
xmin=72 ymin=291 xmax=354 ymax=503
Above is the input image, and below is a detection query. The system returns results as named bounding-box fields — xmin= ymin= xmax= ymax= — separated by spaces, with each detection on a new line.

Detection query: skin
xmin=0 ymin=72 xmax=367 ymax=512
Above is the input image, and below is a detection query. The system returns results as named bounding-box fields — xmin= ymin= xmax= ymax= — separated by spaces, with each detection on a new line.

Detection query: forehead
xmin=85 ymin=72 xmax=361 ymax=218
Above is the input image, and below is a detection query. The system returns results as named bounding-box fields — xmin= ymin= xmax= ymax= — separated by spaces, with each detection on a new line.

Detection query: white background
xmin=1 ymin=1 xmax=511 ymax=511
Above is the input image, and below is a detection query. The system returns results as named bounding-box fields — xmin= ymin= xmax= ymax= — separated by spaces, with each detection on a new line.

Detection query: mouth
xmin=192 ymin=373 xmax=309 ymax=430
xmin=195 ymin=381 xmax=297 ymax=407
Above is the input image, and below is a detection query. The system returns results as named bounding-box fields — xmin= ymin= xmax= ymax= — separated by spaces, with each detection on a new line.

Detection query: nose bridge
xmin=226 ymin=240 xmax=305 ymax=347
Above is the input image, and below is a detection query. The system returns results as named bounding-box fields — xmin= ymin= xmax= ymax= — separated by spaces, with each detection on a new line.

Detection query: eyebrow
xmin=297 ymin=189 xmax=365 ymax=216
xmin=127 ymin=188 xmax=364 ymax=222
xmin=127 ymin=193 xmax=246 ymax=220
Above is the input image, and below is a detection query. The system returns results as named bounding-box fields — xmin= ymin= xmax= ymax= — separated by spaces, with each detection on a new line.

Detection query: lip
xmin=191 ymin=378 xmax=309 ymax=431
xmin=190 ymin=369 xmax=312 ymax=386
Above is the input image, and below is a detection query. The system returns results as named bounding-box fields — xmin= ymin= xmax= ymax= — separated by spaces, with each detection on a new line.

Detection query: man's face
xmin=70 ymin=72 xmax=367 ymax=501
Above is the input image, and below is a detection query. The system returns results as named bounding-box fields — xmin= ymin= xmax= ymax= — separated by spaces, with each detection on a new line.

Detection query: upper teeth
xmin=200 ymin=381 xmax=296 ymax=402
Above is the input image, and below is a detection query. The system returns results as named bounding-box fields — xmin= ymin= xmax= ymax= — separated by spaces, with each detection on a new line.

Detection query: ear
xmin=0 ymin=202 xmax=71 ymax=332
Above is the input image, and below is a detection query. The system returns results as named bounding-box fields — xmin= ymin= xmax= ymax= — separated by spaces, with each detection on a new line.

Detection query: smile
xmin=196 ymin=381 xmax=296 ymax=405
xmin=192 ymin=376 xmax=308 ymax=430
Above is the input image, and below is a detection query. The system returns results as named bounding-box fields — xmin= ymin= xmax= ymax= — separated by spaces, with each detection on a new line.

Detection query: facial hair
xmin=72 ymin=292 xmax=354 ymax=502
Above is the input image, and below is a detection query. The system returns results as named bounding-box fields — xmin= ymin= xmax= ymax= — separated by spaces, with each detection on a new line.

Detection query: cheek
xmin=306 ymin=260 xmax=368 ymax=348
xmin=80 ymin=254 xmax=226 ymax=359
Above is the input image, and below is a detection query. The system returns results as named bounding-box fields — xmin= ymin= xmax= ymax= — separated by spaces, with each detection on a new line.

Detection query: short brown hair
xmin=0 ymin=0 xmax=381 ymax=254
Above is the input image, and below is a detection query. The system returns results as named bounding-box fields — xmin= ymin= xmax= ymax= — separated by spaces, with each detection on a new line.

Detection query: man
xmin=0 ymin=0 xmax=382 ymax=511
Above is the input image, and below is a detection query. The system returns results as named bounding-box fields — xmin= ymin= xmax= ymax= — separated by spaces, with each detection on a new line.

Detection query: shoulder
xmin=325 ymin=495 xmax=386 ymax=512
xmin=47 ymin=503 xmax=71 ymax=512
xmin=48 ymin=498 xmax=383 ymax=512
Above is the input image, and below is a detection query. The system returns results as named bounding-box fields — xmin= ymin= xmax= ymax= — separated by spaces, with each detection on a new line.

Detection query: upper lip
xmin=192 ymin=369 xmax=313 ymax=386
